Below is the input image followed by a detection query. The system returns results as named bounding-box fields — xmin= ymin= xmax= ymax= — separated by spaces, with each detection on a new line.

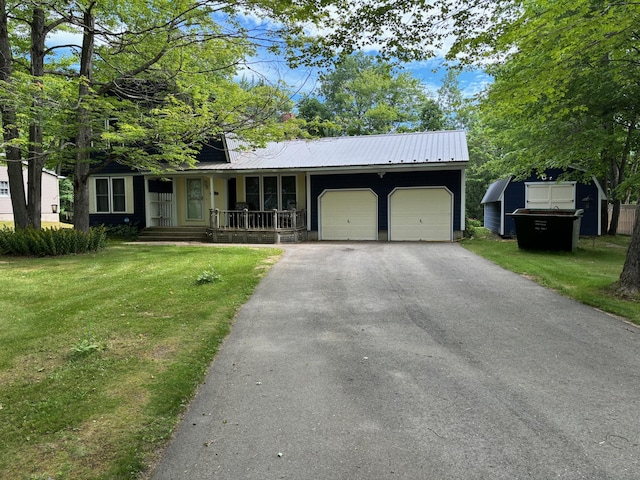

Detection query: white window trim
xmin=94 ymin=177 xmax=127 ymax=214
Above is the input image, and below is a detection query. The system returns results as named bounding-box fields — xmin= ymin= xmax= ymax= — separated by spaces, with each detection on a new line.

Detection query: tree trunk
xmin=617 ymin=204 xmax=640 ymax=296
xmin=73 ymin=5 xmax=95 ymax=233
xmin=0 ymin=0 xmax=28 ymax=229
xmin=609 ymin=198 xmax=621 ymax=236
xmin=27 ymin=7 xmax=48 ymax=229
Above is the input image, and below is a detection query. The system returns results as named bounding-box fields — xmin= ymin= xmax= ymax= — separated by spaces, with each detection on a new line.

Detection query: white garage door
xmin=320 ymin=190 xmax=378 ymax=240
xmin=389 ymin=188 xmax=452 ymax=241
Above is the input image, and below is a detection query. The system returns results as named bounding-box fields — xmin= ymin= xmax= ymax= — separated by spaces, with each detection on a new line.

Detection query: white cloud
xmin=46 ymin=30 xmax=83 ymax=49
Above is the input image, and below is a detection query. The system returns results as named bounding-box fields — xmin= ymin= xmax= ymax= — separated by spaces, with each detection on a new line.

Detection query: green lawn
xmin=0 ymin=243 xmax=281 ymax=479
xmin=461 ymin=229 xmax=639 ymax=324
xmin=0 ymin=221 xmax=72 ymax=230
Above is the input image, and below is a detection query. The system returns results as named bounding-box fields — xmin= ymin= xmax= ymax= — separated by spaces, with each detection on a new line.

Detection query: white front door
xmin=186 ymin=178 xmax=204 ymax=220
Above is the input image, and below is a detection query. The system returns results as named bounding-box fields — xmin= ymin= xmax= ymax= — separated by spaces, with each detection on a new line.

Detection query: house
xmin=481 ymin=169 xmax=606 ymax=237
xmin=89 ymin=130 xmax=469 ymax=242
xmin=0 ymin=165 xmax=61 ymax=223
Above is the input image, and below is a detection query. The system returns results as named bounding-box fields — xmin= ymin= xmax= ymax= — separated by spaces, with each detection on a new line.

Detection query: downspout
xmin=460 ymin=168 xmax=466 ymax=233
xmin=306 ymin=172 xmax=311 ymax=234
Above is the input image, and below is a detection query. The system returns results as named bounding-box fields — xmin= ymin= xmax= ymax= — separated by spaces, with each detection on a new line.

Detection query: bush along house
xmin=88 ymin=130 xmax=470 ymax=243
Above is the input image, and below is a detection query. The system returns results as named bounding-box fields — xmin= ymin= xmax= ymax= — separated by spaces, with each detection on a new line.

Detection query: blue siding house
xmin=89 ymin=130 xmax=470 ymax=243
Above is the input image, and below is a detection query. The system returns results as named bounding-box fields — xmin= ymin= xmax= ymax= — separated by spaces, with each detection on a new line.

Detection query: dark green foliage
xmin=464 ymin=217 xmax=483 ymax=238
xmin=104 ymin=223 xmax=140 ymax=241
xmin=0 ymin=226 xmax=107 ymax=256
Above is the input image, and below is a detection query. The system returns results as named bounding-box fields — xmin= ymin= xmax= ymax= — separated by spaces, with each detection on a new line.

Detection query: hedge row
xmin=0 ymin=226 xmax=107 ymax=256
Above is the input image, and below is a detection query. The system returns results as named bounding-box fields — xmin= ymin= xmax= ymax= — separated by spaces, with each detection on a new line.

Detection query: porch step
xmin=138 ymin=226 xmax=209 ymax=243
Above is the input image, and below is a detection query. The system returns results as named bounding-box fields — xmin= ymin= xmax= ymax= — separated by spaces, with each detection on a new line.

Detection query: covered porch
xmin=206 ymin=208 xmax=308 ymax=244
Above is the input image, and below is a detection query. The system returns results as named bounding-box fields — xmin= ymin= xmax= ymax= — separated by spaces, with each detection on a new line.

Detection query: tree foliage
xmin=443 ymin=0 xmax=640 ymax=294
xmin=0 ymin=0 xmax=333 ymax=231
xmin=297 ymin=52 xmax=446 ymax=136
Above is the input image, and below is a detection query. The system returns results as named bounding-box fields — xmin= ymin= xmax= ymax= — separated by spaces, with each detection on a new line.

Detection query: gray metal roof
xmin=196 ymin=130 xmax=468 ymax=171
xmin=481 ymin=177 xmax=512 ymax=204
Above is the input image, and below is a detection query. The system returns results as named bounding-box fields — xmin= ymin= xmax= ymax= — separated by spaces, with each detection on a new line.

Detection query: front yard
xmin=0 ymin=243 xmax=281 ymax=479
xmin=1 ymin=230 xmax=637 ymax=479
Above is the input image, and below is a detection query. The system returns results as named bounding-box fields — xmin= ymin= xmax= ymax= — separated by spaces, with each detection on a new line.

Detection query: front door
xmin=186 ymin=178 xmax=204 ymax=220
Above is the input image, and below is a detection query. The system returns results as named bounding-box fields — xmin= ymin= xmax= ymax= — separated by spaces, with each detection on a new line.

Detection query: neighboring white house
xmin=0 ymin=165 xmax=61 ymax=223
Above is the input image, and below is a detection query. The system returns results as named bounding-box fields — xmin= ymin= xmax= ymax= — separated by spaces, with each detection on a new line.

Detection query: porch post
xmin=213 ymin=208 xmax=220 ymax=229
xmin=144 ymin=176 xmax=150 ymax=228
xmin=209 ymin=176 xmax=215 ymax=211
xmin=273 ymin=209 xmax=279 ymax=230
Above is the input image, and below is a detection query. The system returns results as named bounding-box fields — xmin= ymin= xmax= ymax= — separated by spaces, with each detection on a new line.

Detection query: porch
xmin=206 ymin=208 xmax=308 ymax=244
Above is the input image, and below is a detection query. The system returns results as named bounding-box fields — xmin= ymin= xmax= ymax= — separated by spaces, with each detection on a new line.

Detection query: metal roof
xmin=195 ymin=130 xmax=469 ymax=171
xmin=481 ymin=177 xmax=512 ymax=204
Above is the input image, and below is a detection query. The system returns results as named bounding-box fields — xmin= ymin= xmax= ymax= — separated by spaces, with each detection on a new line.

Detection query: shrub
xmin=463 ymin=217 xmax=484 ymax=239
xmin=0 ymin=226 xmax=107 ymax=256
xmin=104 ymin=223 xmax=140 ymax=241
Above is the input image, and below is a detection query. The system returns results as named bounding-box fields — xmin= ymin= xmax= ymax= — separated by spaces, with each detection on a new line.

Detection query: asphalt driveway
xmin=151 ymin=243 xmax=640 ymax=479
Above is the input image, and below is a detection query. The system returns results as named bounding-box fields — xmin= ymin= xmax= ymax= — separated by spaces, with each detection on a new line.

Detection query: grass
xmin=0 ymin=221 xmax=73 ymax=230
xmin=461 ymin=228 xmax=639 ymax=324
xmin=0 ymin=243 xmax=281 ymax=479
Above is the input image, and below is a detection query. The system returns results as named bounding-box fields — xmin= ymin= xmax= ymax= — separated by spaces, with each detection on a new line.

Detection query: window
xmin=95 ymin=177 xmax=127 ymax=213
xmin=0 ymin=180 xmax=9 ymax=197
xmin=245 ymin=175 xmax=297 ymax=210
xmin=281 ymin=176 xmax=297 ymax=209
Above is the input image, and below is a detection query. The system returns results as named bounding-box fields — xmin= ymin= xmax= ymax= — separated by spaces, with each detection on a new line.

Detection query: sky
xmin=46 ymin=10 xmax=493 ymax=103
xmin=231 ymin=11 xmax=494 ymax=103
xmin=239 ymin=49 xmax=493 ymax=106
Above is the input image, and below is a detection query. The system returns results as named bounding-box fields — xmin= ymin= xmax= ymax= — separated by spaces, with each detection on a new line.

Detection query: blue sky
xmin=46 ymin=12 xmax=492 ymax=102
xmin=241 ymin=52 xmax=493 ymax=108
xmin=229 ymin=8 xmax=494 ymax=102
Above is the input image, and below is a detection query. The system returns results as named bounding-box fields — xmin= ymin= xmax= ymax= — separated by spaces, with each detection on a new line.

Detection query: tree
xmin=0 ymin=0 xmax=28 ymax=229
xmin=0 ymin=1 xmax=71 ymax=229
xmin=446 ymin=0 xmax=640 ymax=295
xmin=4 ymin=0 xmax=484 ymax=230
xmin=0 ymin=0 xmax=335 ymax=231
xmin=419 ymin=98 xmax=446 ymax=131
xmin=298 ymin=52 xmax=429 ymax=136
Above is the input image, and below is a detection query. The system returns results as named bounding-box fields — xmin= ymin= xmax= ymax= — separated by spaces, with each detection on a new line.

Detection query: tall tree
xmin=446 ymin=0 xmax=640 ymax=295
xmin=0 ymin=0 xmax=28 ymax=228
xmin=300 ymin=52 xmax=429 ymax=135
xmin=0 ymin=0 xmax=334 ymax=231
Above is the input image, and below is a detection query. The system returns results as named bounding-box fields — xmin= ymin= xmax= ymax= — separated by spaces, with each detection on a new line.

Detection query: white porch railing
xmin=207 ymin=209 xmax=307 ymax=244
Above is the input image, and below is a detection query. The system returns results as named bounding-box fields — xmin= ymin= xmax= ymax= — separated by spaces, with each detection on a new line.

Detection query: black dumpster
xmin=507 ymin=208 xmax=584 ymax=252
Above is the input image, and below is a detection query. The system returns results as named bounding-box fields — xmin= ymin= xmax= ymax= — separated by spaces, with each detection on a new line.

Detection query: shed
xmin=481 ymin=170 xmax=606 ymax=237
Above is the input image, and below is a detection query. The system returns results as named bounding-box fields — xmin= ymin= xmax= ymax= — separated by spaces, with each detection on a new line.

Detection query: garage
xmin=319 ymin=189 xmax=378 ymax=240
xmin=388 ymin=187 xmax=453 ymax=241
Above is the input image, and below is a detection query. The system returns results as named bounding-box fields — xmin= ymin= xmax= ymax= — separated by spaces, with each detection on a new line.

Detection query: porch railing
xmin=208 ymin=208 xmax=307 ymax=244
xmin=209 ymin=208 xmax=307 ymax=231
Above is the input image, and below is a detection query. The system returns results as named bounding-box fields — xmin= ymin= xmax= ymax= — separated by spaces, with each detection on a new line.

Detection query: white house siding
xmin=0 ymin=166 xmax=60 ymax=222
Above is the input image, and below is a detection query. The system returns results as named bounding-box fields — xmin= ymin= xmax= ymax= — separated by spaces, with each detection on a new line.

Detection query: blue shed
xmin=481 ymin=170 xmax=606 ymax=237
